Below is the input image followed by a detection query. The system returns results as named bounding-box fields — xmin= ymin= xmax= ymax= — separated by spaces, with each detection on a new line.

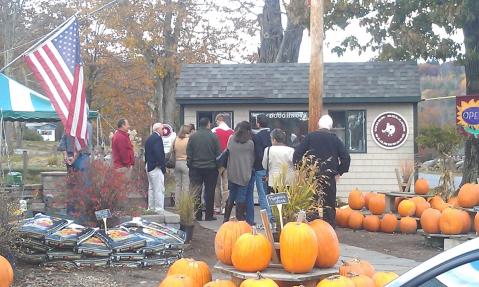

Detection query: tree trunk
xmin=258 ymin=0 xmax=283 ymax=63
xmin=275 ymin=20 xmax=304 ymax=63
xmin=154 ymin=77 xmax=164 ymax=123
xmin=461 ymin=3 xmax=479 ymax=185
xmin=163 ymin=71 xmax=177 ymax=126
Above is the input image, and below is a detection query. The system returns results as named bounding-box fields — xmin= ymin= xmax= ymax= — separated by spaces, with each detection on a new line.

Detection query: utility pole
xmin=308 ymin=0 xmax=324 ymax=132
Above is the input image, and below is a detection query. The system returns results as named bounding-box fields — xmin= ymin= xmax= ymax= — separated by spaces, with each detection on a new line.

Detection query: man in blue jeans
xmin=251 ymin=114 xmax=273 ymax=224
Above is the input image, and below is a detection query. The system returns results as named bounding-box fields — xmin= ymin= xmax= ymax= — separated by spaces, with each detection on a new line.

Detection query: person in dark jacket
xmin=145 ymin=123 xmax=166 ymax=213
xmin=252 ymin=114 xmax=273 ymax=224
xmin=187 ymin=117 xmax=221 ymax=221
xmin=293 ymin=115 xmax=351 ymax=227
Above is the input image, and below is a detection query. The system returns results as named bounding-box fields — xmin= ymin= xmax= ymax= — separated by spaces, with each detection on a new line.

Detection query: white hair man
xmin=293 ymin=115 xmax=351 ymax=227
xmin=144 ymin=122 xmax=166 ymax=213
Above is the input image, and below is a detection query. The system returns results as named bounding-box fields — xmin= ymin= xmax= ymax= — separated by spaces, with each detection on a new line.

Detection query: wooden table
xmin=377 ymin=191 xmax=434 ymax=213
xmin=214 ymin=262 xmax=337 ymax=287
xmin=420 ymin=230 xmax=477 ymax=250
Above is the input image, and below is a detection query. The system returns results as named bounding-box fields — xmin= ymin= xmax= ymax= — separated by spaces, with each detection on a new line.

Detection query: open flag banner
xmin=456 ymin=95 xmax=479 ymax=138
xmin=24 ymin=17 xmax=88 ymax=148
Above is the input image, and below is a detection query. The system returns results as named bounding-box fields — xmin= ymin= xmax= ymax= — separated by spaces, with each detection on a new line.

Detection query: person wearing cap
xmin=145 ymin=123 xmax=167 ymax=213
xmin=293 ymin=115 xmax=351 ymax=227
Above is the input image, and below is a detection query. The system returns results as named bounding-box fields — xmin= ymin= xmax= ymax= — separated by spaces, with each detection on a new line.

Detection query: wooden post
xmin=22 ymin=150 xmax=28 ymax=179
xmin=308 ymin=0 xmax=324 ymax=132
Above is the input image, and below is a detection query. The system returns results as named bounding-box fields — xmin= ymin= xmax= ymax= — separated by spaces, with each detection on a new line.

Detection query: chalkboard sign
xmin=267 ymin=192 xmax=289 ymax=206
xmin=95 ymin=209 xmax=112 ymax=220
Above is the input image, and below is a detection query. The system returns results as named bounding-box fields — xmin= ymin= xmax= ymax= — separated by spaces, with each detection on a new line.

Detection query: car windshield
xmin=419 ymin=260 xmax=479 ymax=287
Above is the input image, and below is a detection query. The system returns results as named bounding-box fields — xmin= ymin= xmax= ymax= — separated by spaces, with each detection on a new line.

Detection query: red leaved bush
xmin=67 ymin=159 xmax=143 ymax=226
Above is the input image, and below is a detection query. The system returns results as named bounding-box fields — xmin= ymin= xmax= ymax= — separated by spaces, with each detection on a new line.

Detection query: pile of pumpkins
xmin=0 ymin=255 xmax=14 ymax=287
xmin=159 ymin=217 xmax=399 ymax=287
xmin=337 ymin=179 xmax=479 ymax=235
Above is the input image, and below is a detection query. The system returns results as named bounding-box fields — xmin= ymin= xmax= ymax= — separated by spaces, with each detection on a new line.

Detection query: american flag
xmin=25 ymin=17 xmax=88 ymax=149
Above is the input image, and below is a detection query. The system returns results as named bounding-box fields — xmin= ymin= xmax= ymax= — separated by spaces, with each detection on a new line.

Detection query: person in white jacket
xmin=262 ymin=129 xmax=295 ymax=192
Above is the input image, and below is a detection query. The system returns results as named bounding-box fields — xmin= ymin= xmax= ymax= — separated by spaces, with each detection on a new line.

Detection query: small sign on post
xmin=267 ymin=192 xmax=289 ymax=229
xmin=95 ymin=209 xmax=112 ymax=232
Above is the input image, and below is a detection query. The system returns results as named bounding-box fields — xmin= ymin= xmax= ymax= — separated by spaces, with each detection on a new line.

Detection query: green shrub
xmin=22 ymin=128 xmax=43 ymax=141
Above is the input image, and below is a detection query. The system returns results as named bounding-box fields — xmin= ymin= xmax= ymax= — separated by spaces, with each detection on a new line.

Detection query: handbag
xmin=165 ymin=138 xmax=176 ymax=169
xmin=216 ymin=149 xmax=229 ymax=168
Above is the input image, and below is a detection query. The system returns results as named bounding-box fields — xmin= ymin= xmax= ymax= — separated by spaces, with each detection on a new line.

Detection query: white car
xmin=387 ymin=237 xmax=479 ymax=287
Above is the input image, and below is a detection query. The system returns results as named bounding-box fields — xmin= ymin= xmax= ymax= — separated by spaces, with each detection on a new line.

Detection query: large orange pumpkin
xmin=411 ymin=196 xmax=426 ymax=205
xmin=280 ymin=221 xmax=318 ymax=273
xmin=458 ymin=183 xmax=478 ymax=208
xmin=310 ymin=219 xmax=340 ymax=268
xmin=232 ymin=227 xmax=272 ymax=272
xmin=399 ymin=217 xmax=417 ymax=234
xmin=317 ymin=275 xmax=355 ymax=287
xmin=348 ymin=210 xmax=364 ymax=230
xmin=336 ymin=206 xmax=352 ymax=228
xmin=475 ymin=212 xmax=479 ymax=235
xmin=380 ymin=213 xmax=398 ymax=233
xmin=363 ymin=215 xmax=381 ymax=232
xmin=339 ymin=259 xmax=375 ymax=278
xmin=439 ymin=208 xmax=463 ymax=235
xmin=415 ymin=200 xmax=431 ymax=218
xmin=215 ymin=218 xmax=252 ymax=265
xmin=372 ymin=272 xmax=398 ymax=287
xmin=204 ymin=280 xmax=237 ymax=287
xmin=0 ymin=255 xmax=13 ymax=287
xmin=459 ymin=210 xmax=472 ymax=234
xmin=364 ymin=192 xmax=376 ymax=210
xmin=415 ymin=178 xmax=429 ymax=195
xmin=398 ymin=199 xmax=416 ymax=217
xmin=447 ymin=196 xmax=459 ymax=208
xmin=420 ymin=208 xmax=441 ymax=234
xmin=429 ymin=196 xmax=445 ymax=210
xmin=159 ymin=274 xmax=195 ymax=287
xmin=348 ymin=274 xmax=375 ymax=287
xmin=167 ymin=258 xmax=211 ymax=287
xmin=349 ymin=188 xmax=365 ymax=210
xmin=239 ymin=274 xmax=278 ymax=287
xmin=368 ymin=195 xmax=386 ymax=215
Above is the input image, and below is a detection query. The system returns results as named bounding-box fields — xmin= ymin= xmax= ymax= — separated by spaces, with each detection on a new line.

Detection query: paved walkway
xmin=199 ymin=206 xmax=420 ymax=276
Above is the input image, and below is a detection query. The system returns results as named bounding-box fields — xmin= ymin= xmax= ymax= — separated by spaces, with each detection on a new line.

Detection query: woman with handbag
xmin=262 ymin=129 xmax=295 ymax=193
xmin=224 ymin=121 xmax=255 ymax=224
xmin=173 ymin=125 xmax=192 ymax=205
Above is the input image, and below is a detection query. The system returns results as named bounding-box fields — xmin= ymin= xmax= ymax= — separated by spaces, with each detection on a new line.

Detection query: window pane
xmin=330 ymin=111 xmax=346 ymax=143
xmin=419 ymin=260 xmax=479 ymax=286
xmin=250 ymin=111 xmax=308 ymax=147
xmin=347 ymin=111 xmax=366 ymax=153
xmin=197 ymin=111 xmax=233 ymax=129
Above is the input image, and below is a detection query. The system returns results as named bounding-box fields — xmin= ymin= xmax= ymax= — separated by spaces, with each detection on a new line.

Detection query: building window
xmin=250 ymin=111 xmax=308 ymax=147
xmin=196 ymin=111 xmax=234 ymax=129
xmin=329 ymin=110 xmax=367 ymax=153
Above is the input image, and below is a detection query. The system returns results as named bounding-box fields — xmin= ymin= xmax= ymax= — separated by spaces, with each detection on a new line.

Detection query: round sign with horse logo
xmin=371 ymin=112 xmax=409 ymax=149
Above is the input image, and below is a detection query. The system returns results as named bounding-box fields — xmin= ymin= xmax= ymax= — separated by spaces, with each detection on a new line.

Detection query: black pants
xmin=189 ymin=167 xmax=219 ymax=219
xmin=307 ymin=177 xmax=337 ymax=228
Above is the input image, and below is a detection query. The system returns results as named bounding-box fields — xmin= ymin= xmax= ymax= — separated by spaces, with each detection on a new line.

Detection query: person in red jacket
xmin=112 ymin=118 xmax=135 ymax=178
xmin=212 ymin=114 xmax=234 ymax=214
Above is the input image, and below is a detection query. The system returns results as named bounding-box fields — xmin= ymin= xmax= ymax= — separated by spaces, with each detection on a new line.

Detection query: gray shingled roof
xmin=176 ymin=62 xmax=421 ymax=104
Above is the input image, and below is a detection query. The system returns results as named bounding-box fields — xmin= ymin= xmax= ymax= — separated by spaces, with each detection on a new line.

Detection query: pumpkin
xmin=475 ymin=212 xmax=479 ymax=234
xmin=239 ymin=274 xmax=278 ymax=287
xmin=336 ymin=206 xmax=352 ymax=228
xmin=411 ymin=196 xmax=426 ymax=205
xmin=159 ymin=274 xmax=196 ymax=287
xmin=447 ymin=196 xmax=459 ymax=208
xmin=348 ymin=274 xmax=375 ymax=287
xmin=414 ymin=200 xmax=431 ymax=218
xmin=372 ymin=272 xmax=398 ymax=287
xmin=339 ymin=259 xmax=375 ymax=278
xmin=0 ymin=255 xmax=13 ymax=287
xmin=167 ymin=258 xmax=211 ymax=287
xmin=349 ymin=188 xmax=365 ymax=210
xmin=458 ymin=183 xmax=478 ymax=208
xmin=429 ymin=196 xmax=445 ymax=210
xmin=380 ymin=213 xmax=398 ymax=233
xmin=363 ymin=215 xmax=381 ymax=232
xmin=459 ymin=210 xmax=472 ymax=234
xmin=439 ymin=208 xmax=463 ymax=235
xmin=348 ymin=210 xmax=364 ymax=230
xmin=204 ymin=280 xmax=237 ymax=287
xmin=232 ymin=227 xmax=272 ymax=272
xmin=420 ymin=208 xmax=441 ymax=234
xmin=397 ymin=199 xmax=416 ymax=217
xmin=415 ymin=178 xmax=429 ymax=195
xmin=368 ymin=195 xmax=386 ymax=215
xmin=215 ymin=218 xmax=252 ymax=265
xmin=399 ymin=217 xmax=417 ymax=234
xmin=310 ymin=219 xmax=340 ymax=268
xmin=280 ymin=219 xmax=318 ymax=273
xmin=317 ymin=275 xmax=355 ymax=287
xmin=364 ymin=192 xmax=376 ymax=209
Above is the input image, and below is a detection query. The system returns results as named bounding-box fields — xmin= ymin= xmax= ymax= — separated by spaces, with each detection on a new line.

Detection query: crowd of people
xmin=62 ymin=113 xmax=351 ymax=229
